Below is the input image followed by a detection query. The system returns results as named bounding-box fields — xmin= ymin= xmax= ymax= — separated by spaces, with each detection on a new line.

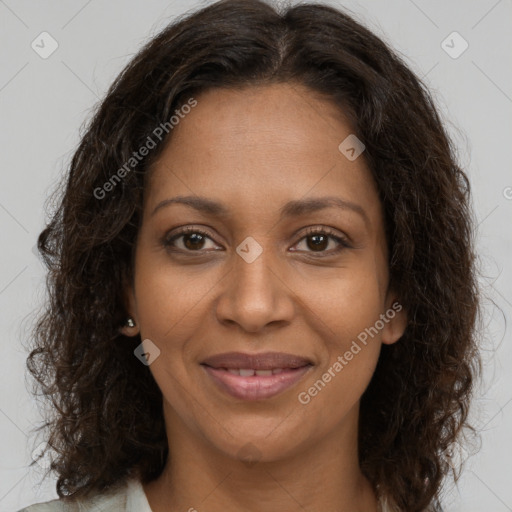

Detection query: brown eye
xmin=182 ymin=232 xmax=206 ymax=250
xmin=163 ymin=227 xmax=220 ymax=252
xmin=305 ymin=233 xmax=329 ymax=251
xmin=292 ymin=227 xmax=350 ymax=256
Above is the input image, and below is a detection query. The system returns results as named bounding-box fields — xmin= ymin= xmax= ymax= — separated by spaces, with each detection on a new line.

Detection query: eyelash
xmin=162 ymin=226 xmax=351 ymax=257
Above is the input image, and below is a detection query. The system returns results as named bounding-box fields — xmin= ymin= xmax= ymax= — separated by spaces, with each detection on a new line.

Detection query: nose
xmin=215 ymin=247 xmax=295 ymax=333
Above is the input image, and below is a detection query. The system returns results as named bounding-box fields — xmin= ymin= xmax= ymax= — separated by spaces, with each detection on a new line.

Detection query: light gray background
xmin=1 ymin=1 xmax=511 ymax=511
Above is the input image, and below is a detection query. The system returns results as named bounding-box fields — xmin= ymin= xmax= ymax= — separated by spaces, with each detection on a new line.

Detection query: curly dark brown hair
xmin=26 ymin=1 xmax=481 ymax=510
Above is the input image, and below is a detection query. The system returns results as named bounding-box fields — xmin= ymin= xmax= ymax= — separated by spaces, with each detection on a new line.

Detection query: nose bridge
xmin=215 ymin=237 xmax=294 ymax=331
xmin=234 ymin=245 xmax=275 ymax=297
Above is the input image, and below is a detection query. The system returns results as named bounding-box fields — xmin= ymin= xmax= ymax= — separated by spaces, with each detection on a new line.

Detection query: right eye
xmin=163 ymin=227 xmax=222 ymax=253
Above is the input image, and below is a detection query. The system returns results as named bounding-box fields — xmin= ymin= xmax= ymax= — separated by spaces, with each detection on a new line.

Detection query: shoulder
xmin=16 ymin=478 xmax=135 ymax=512
xmin=379 ymin=494 xmax=444 ymax=512
xmin=16 ymin=498 xmax=69 ymax=512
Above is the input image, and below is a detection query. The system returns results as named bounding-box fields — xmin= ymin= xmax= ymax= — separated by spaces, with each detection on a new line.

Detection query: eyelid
xmin=290 ymin=225 xmax=352 ymax=257
xmin=162 ymin=224 xmax=351 ymax=255
xmin=163 ymin=226 xmax=221 ymax=251
xmin=299 ymin=225 xmax=351 ymax=245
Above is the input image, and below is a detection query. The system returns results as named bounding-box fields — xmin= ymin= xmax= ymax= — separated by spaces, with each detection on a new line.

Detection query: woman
xmin=20 ymin=0 xmax=480 ymax=511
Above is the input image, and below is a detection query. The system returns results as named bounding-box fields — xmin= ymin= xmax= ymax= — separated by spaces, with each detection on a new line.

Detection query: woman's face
xmin=124 ymin=83 xmax=406 ymax=463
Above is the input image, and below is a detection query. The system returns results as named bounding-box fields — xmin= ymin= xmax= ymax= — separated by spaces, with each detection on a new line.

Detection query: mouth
xmin=201 ymin=351 xmax=313 ymax=401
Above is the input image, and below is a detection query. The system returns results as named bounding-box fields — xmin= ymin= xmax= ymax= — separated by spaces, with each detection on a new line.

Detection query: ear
xmin=119 ymin=278 xmax=140 ymax=338
xmin=381 ymin=291 xmax=407 ymax=345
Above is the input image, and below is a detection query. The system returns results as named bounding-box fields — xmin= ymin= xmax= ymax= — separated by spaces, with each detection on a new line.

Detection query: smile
xmin=201 ymin=351 xmax=313 ymax=401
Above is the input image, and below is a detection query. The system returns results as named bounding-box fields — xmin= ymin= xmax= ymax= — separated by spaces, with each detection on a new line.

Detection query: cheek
xmin=295 ymin=276 xmax=384 ymax=432
xmin=295 ymin=265 xmax=384 ymax=410
xmin=133 ymin=254 xmax=217 ymax=340
xmin=303 ymin=262 xmax=385 ymax=343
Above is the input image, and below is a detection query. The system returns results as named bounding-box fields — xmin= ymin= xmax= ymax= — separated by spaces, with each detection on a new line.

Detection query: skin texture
xmin=121 ymin=83 xmax=407 ymax=512
xmin=28 ymin=3 xmax=480 ymax=507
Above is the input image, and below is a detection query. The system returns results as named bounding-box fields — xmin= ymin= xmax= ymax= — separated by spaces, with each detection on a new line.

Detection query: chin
xmin=203 ymin=417 xmax=311 ymax=465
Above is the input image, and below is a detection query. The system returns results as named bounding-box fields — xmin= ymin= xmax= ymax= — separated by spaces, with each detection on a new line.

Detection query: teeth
xmin=223 ymin=368 xmax=285 ymax=376
xmin=255 ymin=370 xmax=272 ymax=376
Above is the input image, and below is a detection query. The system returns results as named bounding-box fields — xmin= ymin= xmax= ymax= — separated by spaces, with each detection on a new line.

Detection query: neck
xmin=143 ymin=401 xmax=379 ymax=512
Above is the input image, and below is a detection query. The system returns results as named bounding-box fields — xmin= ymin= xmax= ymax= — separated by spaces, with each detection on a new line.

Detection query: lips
xmin=201 ymin=351 xmax=313 ymax=370
xmin=201 ymin=351 xmax=313 ymax=401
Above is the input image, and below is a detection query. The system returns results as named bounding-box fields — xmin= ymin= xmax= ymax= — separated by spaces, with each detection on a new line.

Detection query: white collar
xmin=125 ymin=478 xmax=153 ymax=512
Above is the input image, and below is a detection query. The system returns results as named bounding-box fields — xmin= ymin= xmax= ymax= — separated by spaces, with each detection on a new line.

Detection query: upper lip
xmin=201 ymin=351 xmax=313 ymax=370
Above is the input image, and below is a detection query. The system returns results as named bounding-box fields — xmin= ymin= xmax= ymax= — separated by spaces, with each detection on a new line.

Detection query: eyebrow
xmin=151 ymin=195 xmax=370 ymax=226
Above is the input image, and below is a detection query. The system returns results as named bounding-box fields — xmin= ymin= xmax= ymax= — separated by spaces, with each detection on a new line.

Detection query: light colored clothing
xmin=17 ymin=477 xmax=395 ymax=511
xmin=16 ymin=478 xmax=152 ymax=512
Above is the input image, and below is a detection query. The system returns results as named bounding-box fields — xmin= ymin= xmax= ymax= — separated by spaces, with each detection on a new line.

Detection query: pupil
xmin=308 ymin=234 xmax=327 ymax=251
xmin=184 ymin=233 xmax=204 ymax=250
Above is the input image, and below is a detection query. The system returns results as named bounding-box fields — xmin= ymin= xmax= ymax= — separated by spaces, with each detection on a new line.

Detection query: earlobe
xmin=381 ymin=297 xmax=407 ymax=345
xmin=119 ymin=280 xmax=139 ymax=337
xmin=119 ymin=316 xmax=139 ymax=337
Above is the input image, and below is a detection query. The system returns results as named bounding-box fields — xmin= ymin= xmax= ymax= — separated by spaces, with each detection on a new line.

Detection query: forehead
xmin=161 ymin=83 xmax=354 ymax=160
xmin=145 ymin=83 xmax=382 ymax=229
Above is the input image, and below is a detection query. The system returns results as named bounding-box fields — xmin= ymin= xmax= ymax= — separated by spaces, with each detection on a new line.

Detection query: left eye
xmin=292 ymin=228 xmax=349 ymax=254
xmin=163 ymin=227 xmax=350 ymax=255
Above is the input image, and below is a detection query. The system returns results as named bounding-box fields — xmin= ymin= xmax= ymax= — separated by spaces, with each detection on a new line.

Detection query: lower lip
xmin=202 ymin=365 xmax=312 ymax=401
